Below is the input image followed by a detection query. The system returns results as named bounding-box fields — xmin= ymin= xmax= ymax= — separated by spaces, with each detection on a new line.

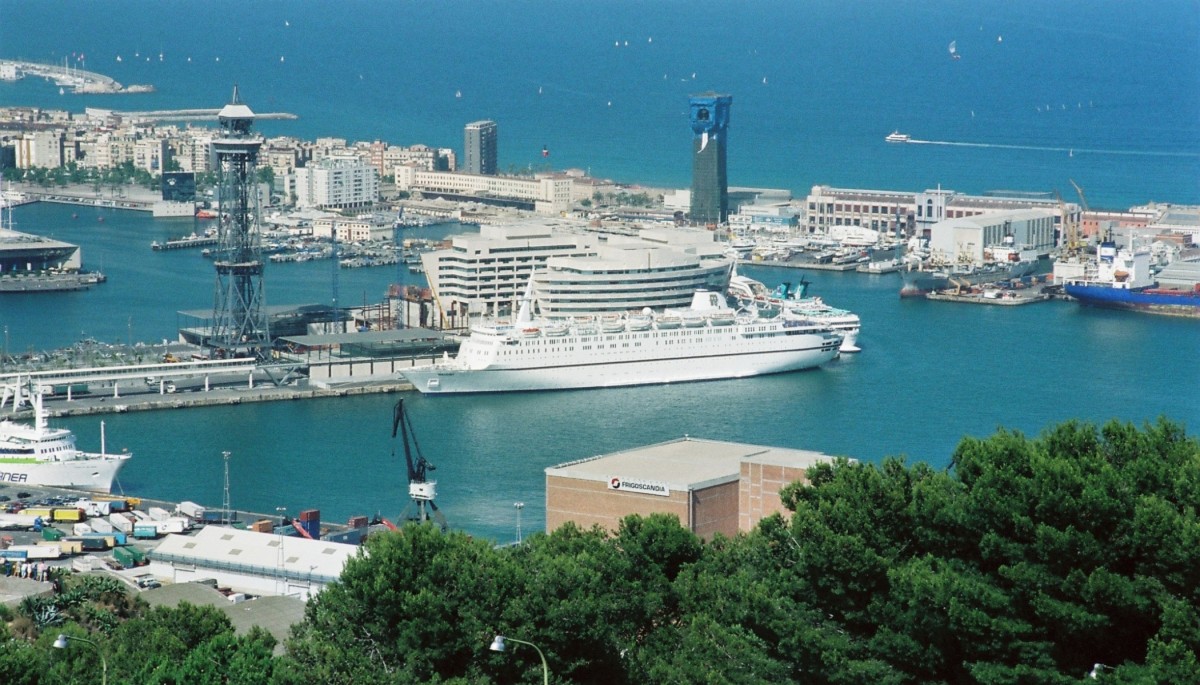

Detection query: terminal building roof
xmin=546 ymin=436 xmax=844 ymax=492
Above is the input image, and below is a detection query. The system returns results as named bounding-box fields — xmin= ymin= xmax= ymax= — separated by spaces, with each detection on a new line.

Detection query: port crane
xmin=1064 ymin=179 xmax=1089 ymax=257
xmin=391 ymin=399 xmax=447 ymax=531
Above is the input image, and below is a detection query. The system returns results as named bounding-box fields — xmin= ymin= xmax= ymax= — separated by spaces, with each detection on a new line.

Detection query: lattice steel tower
xmin=209 ymin=86 xmax=269 ymax=357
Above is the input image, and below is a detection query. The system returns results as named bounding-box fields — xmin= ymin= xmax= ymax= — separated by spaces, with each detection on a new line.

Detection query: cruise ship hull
xmin=0 ymin=453 xmax=130 ymax=492
xmin=1064 ymin=283 xmax=1200 ymax=318
xmin=404 ymin=343 xmax=839 ymax=394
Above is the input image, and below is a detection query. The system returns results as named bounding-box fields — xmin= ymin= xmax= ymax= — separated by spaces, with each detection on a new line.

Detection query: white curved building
xmin=533 ymin=234 xmax=733 ymax=316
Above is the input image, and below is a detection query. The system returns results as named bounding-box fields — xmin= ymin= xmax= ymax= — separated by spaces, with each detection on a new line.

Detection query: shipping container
xmin=7 ymin=544 xmax=61 ymax=560
xmin=72 ymin=555 xmax=103 ymax=572
xmin=55 ymin=539 xmax=83 ymax=554
xmin=156 ymin=518 xmax=188 ymax=535
xmin=76 ymin=500 xmax=112 ymax=517
xmin=249 ymin=519 xmax=274 ymax=534
xmin=201 ymin=510 xmax=226 ymax=523
xmin=177 ymin=501 xmax=206 ymax=519
xmin=130 ymin=510 xmax=150 ymax=522
xmin=0 ymin=549 xmax=27 ymax=559
xmin=52 ymin=508 xmax=85 ymax=523
xmin=41 ymin=527 xmax=64 ymax=541
xmin=77 ymin=537 xmax=108 ymax=552
xmin=18 ymin=508 xmax=52 ymax=519
xmin=147 ymin=507 xmax=170 ymax=522
xmin=108 ymin=513 xmax=133 ymax=533
xmin=113 ymin=546 xmax=145 ymax=568
xmin=72 ymin=523 xmax=92 ymax=536
xmin=80 ymin=534 xmax=118 ymax=548
xmin=132 ymin=524 xmax=159 ymax=539
xmin=89 ymin=518 xmax=114 ymax=534
xmin=348 ymin=515 xmax=369 ymax=529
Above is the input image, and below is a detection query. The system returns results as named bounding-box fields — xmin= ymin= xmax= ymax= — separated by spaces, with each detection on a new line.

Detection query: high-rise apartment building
xmin=463 ymin=120 xmax=497 ymax=175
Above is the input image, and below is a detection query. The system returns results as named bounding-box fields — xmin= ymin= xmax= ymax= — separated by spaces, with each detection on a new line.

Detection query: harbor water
xmin=1 ymin=0 xmax=1197 ymax=541
xmin=3 ymin=203 xmax=1196 ymax=543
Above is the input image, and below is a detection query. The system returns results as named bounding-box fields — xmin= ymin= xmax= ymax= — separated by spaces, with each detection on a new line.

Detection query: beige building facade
xmin=545 ymin=437 xmax=843 ymax=539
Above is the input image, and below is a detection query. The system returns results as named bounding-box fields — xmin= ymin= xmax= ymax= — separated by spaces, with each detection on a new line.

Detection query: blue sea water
xmin=1 ymin=2 xmax=1198 ymax=541
xmin=1 ymin=0 xmax=1197 ymax=207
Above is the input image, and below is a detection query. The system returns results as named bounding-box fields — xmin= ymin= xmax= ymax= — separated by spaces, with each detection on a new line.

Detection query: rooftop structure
xmin=546 ymin=437 xmax=844 ymax=539
xmin=148 ymin=525 xmax=359 ymax=601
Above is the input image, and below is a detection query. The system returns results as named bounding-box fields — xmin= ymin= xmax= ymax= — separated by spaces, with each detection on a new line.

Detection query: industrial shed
xmin=545 ymin=437 xmax=846 ymax=539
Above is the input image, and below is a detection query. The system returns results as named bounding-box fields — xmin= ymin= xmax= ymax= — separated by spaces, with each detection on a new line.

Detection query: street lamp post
xmin=514 ymin=502 xmax=525 ymax=544
xmin=275 ymin=506 xmax=287 ymax=595
xmin=53 ymin=633 xmax=107 ymax=685
xmin=489 ymin=635 xmax=548 ymax=685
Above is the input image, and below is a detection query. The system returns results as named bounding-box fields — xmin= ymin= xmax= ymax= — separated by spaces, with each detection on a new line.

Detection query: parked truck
xmin=156 ymin=518 xmax=189 ymax=535
xmin=108 ymin=512 xmax=133 ymax=534
xmin=6 ymin=544 xmax=62 ymax=560
xmin=133 ymin=524 xmax=159 ymax=540
xmin=177 ymin=501 xmax=206 ymax=519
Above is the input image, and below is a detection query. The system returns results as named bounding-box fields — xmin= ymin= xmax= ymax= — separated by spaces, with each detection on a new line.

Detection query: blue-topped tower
xmin=689 ymin=93 xmax=732 ymax=226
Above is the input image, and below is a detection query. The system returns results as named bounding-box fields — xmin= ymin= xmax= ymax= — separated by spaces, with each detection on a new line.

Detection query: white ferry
xmin=885 ymin=131 xmax=910 ymax=143
xmin=0 ymin=382 xmax=131 ymax=493
xmin=401 ymin=291 xmax=843 ymax=394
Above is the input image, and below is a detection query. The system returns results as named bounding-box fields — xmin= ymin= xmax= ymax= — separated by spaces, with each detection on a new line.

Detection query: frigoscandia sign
xmin=607 ymin=476 xmax=670 ymax=497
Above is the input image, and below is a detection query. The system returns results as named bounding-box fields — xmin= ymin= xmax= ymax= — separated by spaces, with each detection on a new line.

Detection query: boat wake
xmin=905 ymin=138 xmax=1199 ymax=158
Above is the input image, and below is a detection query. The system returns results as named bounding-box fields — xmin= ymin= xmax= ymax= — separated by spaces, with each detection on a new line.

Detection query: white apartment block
xmin=15 ymin=130 xmax=63 ymax=169
xmin=293 ymin=155 xmax=380 ymax=210
xmin=311 ymin=215 xmax=395 ymax=242
xmin=421 ymin=222 xmax=597 ymax=318
xmin=393 ymin=166 xmax=573 ymax=214
xmin=133 ymin=137 xmax=170 ymax=173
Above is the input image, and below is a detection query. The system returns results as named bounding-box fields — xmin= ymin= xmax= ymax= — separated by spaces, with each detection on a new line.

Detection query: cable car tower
xmin=209 ymin=85 xmax=269 ymax=358
xmin=392 ymin=399 xmax=447 ymax=531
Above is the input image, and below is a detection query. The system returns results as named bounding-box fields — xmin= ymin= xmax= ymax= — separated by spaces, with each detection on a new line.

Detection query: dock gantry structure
xmin=209 ymin=86 xmax=270 ymax=359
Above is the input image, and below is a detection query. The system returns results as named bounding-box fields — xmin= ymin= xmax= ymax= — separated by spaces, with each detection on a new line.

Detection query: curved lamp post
xmin=53 ymin=633 xmax=107 ymax=685
xmin=489 ymin=635 xmax=548 ymax=685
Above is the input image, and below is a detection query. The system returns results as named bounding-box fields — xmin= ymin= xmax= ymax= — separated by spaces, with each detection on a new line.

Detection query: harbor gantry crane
xmin=391 ymin=399 xmax=447 ymax=531
xmin=1066 ymin=178 xmax=1089 ymax=256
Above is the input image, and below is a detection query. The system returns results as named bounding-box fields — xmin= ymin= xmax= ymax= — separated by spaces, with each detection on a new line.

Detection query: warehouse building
xmin=545 ymin=437 xmax=844 ymax=539
xmin=148 ymin=525 xmax=359 ymax=601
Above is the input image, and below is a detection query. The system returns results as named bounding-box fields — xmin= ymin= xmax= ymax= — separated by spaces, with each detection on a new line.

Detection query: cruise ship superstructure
xmin=402 ymin=290 xmax=842 ymax=394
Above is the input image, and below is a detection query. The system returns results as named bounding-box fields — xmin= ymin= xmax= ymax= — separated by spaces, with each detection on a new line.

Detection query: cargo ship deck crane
xmin=392 ymin=399 xmax=447 ymax=531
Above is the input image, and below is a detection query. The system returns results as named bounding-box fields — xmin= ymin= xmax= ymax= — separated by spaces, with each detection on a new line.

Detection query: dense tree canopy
xmin=0 ymin=418 xmax=1195 ymax=683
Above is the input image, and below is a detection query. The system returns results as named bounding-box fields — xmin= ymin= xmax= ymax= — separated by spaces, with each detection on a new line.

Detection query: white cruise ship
xmin=728 ymin=274 xmax=862 ymax=353
xmin=0 ymin=383 xmax=131 ymax=492
xmin=401 ymin=290 xmax=842 ymax=394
